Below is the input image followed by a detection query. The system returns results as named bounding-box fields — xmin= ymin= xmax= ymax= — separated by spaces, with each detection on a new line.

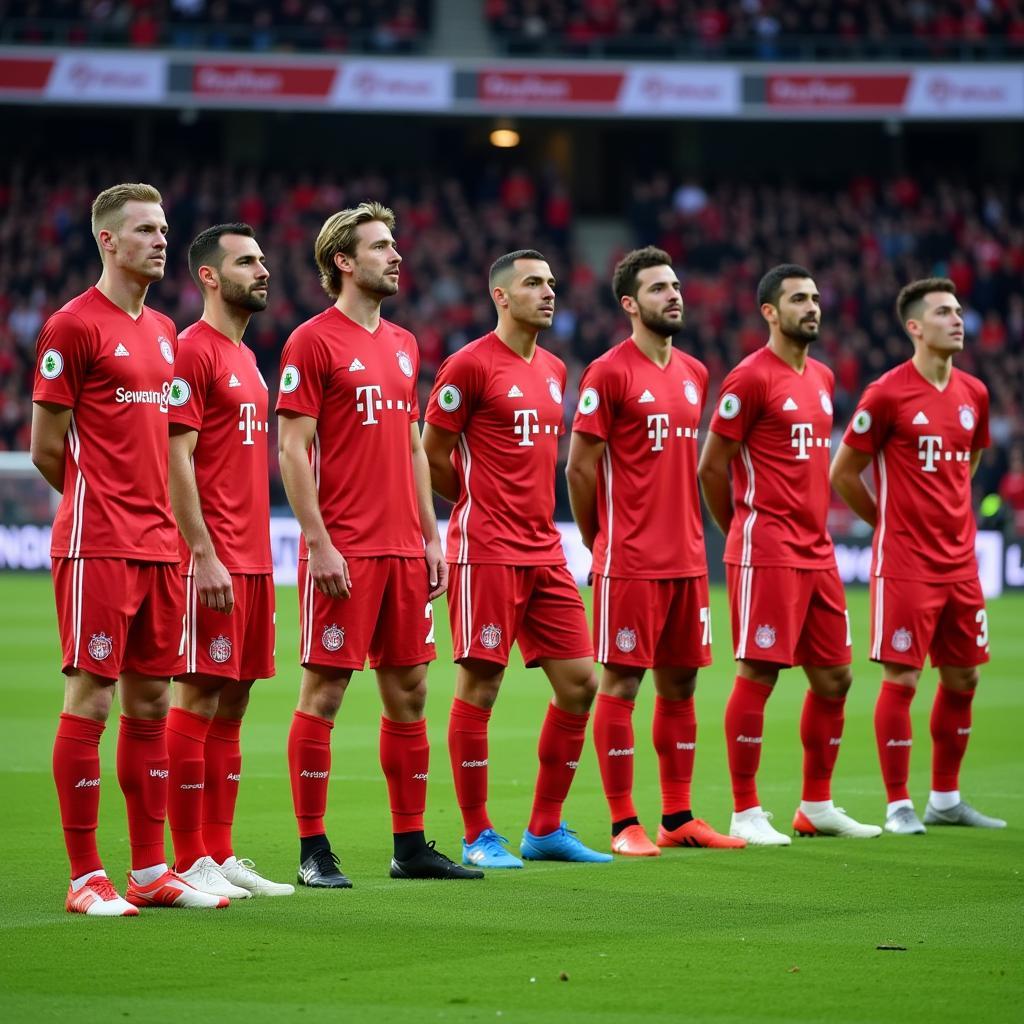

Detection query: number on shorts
xmin=424 ymin=602 xmax=435 ymax=645
xmin=700 ymin=606 xmax=711 ymax=646
xmin=975 ymin=608 xmax=988 ymax=649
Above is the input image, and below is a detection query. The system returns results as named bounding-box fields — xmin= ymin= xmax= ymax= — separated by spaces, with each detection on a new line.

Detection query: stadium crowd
xmin=1 ymin=162 xmax=1021 ymax=523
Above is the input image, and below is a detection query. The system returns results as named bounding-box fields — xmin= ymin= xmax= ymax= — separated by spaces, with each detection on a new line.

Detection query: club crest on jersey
xmin=209 ymin=635 xmax=232 ymax=664
xmin=480 ymin=623 xmax=502 ymax=650
xmin=615 ymin=627 xmax=638 ymax=653
xmin=891 ymin=627 xmax=912 ymax=654
xmin=438 ymin=384 xmax=462 ymax=412
xmin=683 ymin=380 xmax=699 ymax=406
xmin=158 ymin=336 xmax=174 ymax=364
xmin=718 ymin=393 xmax=741 ymax=420
xmin=396 ymin=350 xmax=414 ymax=378
xmin=958 ymin=405 xmax=976 ymax=431
xmin=578 ymin=387 xmax=599 ymax=415
xmin=321 ymin=624 xmax=345 ymax=652
xmin=40 ymin=349 xmax=64 ymax=379
xmin=852 ymin=409 xmax=872 ymax=434
xmin=88 ymin=632 xmax=113 ymax=661
xmin=280 ymin=365 xmax=300 ymax=394
xmin=819 ymin=390 xmax=833 ymax=416
xmin=168 ymin=378 xmax=191 ymax=406
xmin=754 ymin=624 xmax=776 ymax=649
xmin=547 ymin=378 xmax=563 ymax=405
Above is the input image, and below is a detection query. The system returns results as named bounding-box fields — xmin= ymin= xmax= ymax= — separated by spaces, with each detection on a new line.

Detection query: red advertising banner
xmin=478 ymin=70 xmax=623 ymax=105
xmin=765 ymin=74 xmax=910 ymax=108
xmin=192 ymin=62 xmax=336 ymax=99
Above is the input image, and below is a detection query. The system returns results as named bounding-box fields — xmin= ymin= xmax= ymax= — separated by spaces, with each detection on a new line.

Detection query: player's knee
xmin=600 ymin=667 xmax=642 ymax=701
xmin=826 ymin=667 xmax=853 ymax=697
xmin=941 ymin=666 xmax=979 ymax=692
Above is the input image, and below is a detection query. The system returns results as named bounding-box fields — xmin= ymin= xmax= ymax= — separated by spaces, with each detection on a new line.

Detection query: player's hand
xmin=193 ymin=551 xmax=234 ymax=614
xmin=425 ymin=538 xmax=448 ymax=600
xmin=309 ymin=541 xmax=351 ymax=599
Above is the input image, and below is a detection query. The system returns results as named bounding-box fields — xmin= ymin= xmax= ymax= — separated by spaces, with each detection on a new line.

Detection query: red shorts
xmin=179 ymin=573 xmax=275 ymax=681
xmin=449 ymin=562 xmax=592 ymax=668
xmin=52 ymin=557 xmax=185 ymax=679
xmin=298 ymin=556 xmax=436 ymax=670
xmin=726 ymin=564 xmax=851 ymax=668
xmin=870 ymin=575 xmax=989 ymax=669
xmin=592 ymin=574 xmax=712 ymax=670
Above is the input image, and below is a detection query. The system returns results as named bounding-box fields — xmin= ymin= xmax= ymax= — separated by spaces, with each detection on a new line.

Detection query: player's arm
xmin=169 ymin=425 xmax=234 ymax=613
xmin=30 ymin=401 xmax=71 ymax=493
xmin=411 ymin=421 xmax=447 ymax=600
xmin=697 ymin=431 xmax=741 ymax=535
xmin=830 ymin=443 xmax=877 ymax=528
xmin=278 ymin=411 xmax=351 ymax=598
xmin=421 ymin=422 xmax=461 ymax=503
xmin=565 ymin=430 xmax=605 ymax=551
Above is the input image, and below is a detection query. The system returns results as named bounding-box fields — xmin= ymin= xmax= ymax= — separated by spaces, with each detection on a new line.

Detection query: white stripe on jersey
xmin=597 ymin=574 xmax=612 ymax=663
xmin=739 ymin=443 xmax=757 ymax=568
xmin=68 ymin=415 xmax=85 ymax=558
xmin=301 ymin=565 xmax=315 ymax=664
xmin=72 ymin=557 xmax=83 ymax=668
xmin=459 ymin=564 xmax=473 ymax=660
xmin=874 ymin=451 xmax=888 ymax=577
xmin=456 ymin=435 xmax=473 ymax=564
xmin=871 ymin=576 xmax=885 ymax=660
xmin=601 ymin=447 xmax=613 ymax=578
xmin=735 ymin=564 xmax=753 ymax=660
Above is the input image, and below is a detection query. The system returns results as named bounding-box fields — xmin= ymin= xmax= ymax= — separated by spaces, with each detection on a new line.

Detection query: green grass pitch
xmin=0 ymin=573 xmax=1021 ymax=1023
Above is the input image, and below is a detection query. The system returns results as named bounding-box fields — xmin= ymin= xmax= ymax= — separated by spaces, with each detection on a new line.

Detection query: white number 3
xmin=975 ymin=609 xmax=988 ymax=650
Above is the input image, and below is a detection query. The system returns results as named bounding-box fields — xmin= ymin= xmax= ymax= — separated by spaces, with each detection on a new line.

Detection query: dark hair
xmin=489 ymin=249 xmax=546 ymax=289
xmin=611 ymin=246 xmax=673 ymax=304
xmin=757 ymin=263 xmax=814 ymax=307
xmin=896 ymin=277 xmax=957 ymax=325
xmin=188 ymin=223 xmax=255 ymax=288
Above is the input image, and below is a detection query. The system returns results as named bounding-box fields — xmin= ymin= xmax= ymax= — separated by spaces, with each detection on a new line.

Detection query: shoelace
xmin=88 ymin=876 xmax=120 ymax=901
xmin=423 ymin=840 xmax=456 ymax=865
xmin=482 ymin=832 xmax=511 ymax=850
xmin=311 ymin=848 xmax=343 ymax=874
xmin=234 ymin=857 xmax=260 ymax=879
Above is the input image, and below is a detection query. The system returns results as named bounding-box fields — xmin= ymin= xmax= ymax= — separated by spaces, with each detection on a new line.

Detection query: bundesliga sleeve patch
xmin=718 ymin=393 xmax=741 ymax=419
xmin=280 ymin=365 xmax=301 ymax=394
xmin=852 ymin=409 xmax=872 ymax=434
xmin=438 ymin=384 xmax=462 ymax=412
xmin=168 ymin=378 xmax=191 ymax=406
xmin=578 ymin=387 xmax=599 ymax=414
xmin=39 ymin=349 xmax=64 ymax=379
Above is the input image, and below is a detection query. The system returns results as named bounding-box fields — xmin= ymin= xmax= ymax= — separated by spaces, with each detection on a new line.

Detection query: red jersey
xmin=709 ymin=346 xmax=836 ymax=569
xmin=573 ymin=338 xmax=708 ymax=578
xmin=168 ymin=320 xmax=272 ymax=574
xmin=842 ymin=360 xmax=989 ymax=582
xmin=275 ymin=307 xmax=423 ymax=559
xmin=425 ymin=332 xmax=566 ymax=566
xmin=32 ymin=287 xmax=178 ymax=561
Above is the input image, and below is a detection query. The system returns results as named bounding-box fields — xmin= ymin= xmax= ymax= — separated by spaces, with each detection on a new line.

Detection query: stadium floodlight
xmin=490 ymin=127 xmax=520 ymax=148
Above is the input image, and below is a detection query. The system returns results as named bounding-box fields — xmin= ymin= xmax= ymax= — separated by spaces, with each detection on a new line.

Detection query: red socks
xmin=724 ymin=675 xmax=772 ymax=812
xmin=116 ymin=715 xmax=169 ymax=870
xmin=930 ymin=685 xmax=974 ymax=793
xmin=53 ymin=713 xmax=105 ymax=878
xmin=288 ymin=710 xmax=333 ymax=838
xmin=204 ymin=717 xmax=242 ymax=864
xmin=528 ymin=703 xmax=589 ymax=837
xmin=874 ymin=680 xmax=915 ymax=801
xmin=379 ymin=716 xmax=428 ymax=834
xmin=652 ymin=695 xmax=697 ymax=816
xmin=593 ymin=693 xmax=637 ymax=822
xmin=800 ymin=690 xmax=845 ymax=802
xmin=166 ymin=707 xmax=211 ymax=871
xmin=448 ymin=698 xmax=493 ymax=843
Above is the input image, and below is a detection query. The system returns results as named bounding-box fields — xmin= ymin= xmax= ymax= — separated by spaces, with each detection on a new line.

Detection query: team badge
xmin=891 ymin=628 xmax=912 ymax=654
xmin=683 ymin=380 xmax=699 ymax=406
xmin=39 ymin=349 xmax=64 ymax=379
xmin=396 ymin=350 xmax=414 ymax=378
xmin=615 ymin=627 xmax=638 ymax=653
xmin=168 ymin=378 xmax=191 ymax=406
xmin=852 ymin=409 xmax=872 ymax=434
xmin=718 ymin=393 xmax=741 ymax=420
xmin=438 ymin=384 xmax=462 ymax=412
xmin=958 ymin=405 xmax=976 ymax=431
xmin=280 ymin=365 xmax=300 ymax=393
xmin=819 ymin=390 xmax=833 ymax=416
xmin=547 ymin=378 xmax=563 ymax=404
xmin=87 ymin=632 xmax=113 ymax=661
xmin=209 ymin=635 xmax=232 ymax=664
xmin=158 ymin=337 xmax=174 ymax=364
xmin=754 ymin=624 xmax=776 ymax=649
xmin=480 ymin=623 xmax=502 ymax=650
xmin=321 ymin=624 xmax=345 ymax=651
xmin=578 ymin=388 xmax=599 ymax=415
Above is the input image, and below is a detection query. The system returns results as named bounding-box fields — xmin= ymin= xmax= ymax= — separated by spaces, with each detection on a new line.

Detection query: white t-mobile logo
xmin=790 ymin=422 xmax=813 ymax=460
xmin=918 ymin=435 xmax=943 ymax=472
xmin=647 ymin=413 xmax=669 ymax=452
xmin=513 ymin=408 xmax=539 ymax=447
xmin=238 ymin=403 xmax=259 ymax=446
xmin=355 ymin=384 xmax=382 ymax=425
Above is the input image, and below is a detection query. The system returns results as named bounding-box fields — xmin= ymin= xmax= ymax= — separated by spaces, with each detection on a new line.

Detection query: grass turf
xmin=0 ymin=572 xmax=1021 ymax=1024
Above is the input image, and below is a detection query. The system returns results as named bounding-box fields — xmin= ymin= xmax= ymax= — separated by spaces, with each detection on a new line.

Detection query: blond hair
xmin=91 ymin=182 xmax=163 ymax=258
xmin=314 ymin=201 xmax=395 ymax=299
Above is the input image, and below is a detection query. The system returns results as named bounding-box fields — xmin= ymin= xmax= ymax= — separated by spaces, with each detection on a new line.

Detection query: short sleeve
xmin=709 ymin=361 xmax=765 ymax=442
xmin=842 ymin=379 xmax=893 ymax=454
xmin=425 ymin=351 xmax=483 ymax=433
xmin=276 ymin=326 xmax=328 ymax=418
xmin=33 ymin=311 xmax=92 ymax=408
xmin=972 ymin=380 xmax=990 ymax=451
xmin=572 ymin=359 xmax=616 ymax=440
xmin=168 ymin=340 xmax=211 ymax=430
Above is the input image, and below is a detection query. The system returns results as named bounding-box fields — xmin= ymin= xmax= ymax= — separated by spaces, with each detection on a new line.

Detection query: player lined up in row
xmin=30 ymin=183 xmax=1004 ymax=918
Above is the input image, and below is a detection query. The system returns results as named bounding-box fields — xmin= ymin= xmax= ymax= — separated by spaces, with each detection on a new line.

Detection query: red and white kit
xmin=169 ymin=320 xmax=275 ymax=679
xmin=276 ymin=307 xmax=433 ymax=669
xmin=710 ymin=347 xmax=849 ymax=666
xmin=574 ymin=338 xmax=711 ymax=668
xmin=426 ymin=332 xmax=590 ymax=664
xmin=842 ymin=360 xmax=990 ymax=668
xmin=33 ymin=287 xmax=183 ymax=677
